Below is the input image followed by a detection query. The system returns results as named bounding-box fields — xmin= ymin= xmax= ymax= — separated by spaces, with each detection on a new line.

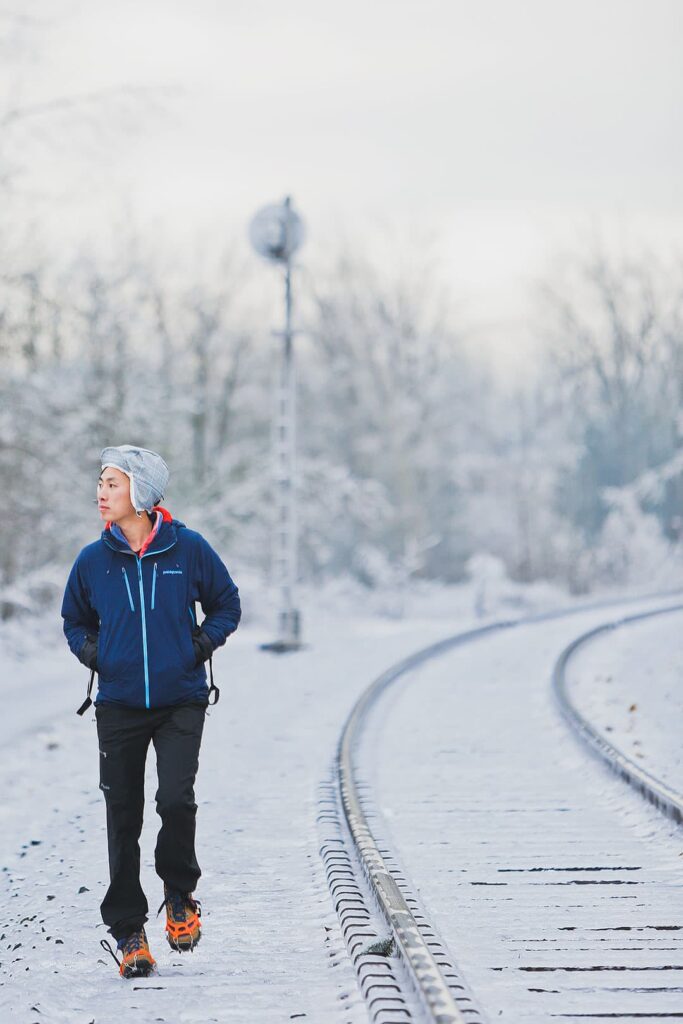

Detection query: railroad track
xmin=320 ymin=597 xmax=683 ymax=1023
xmin=553 ymin=604 xmax=683 ymax=825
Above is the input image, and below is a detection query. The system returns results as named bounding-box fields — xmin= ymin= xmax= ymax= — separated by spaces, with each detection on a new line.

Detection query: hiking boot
xmin=116 ymin=927 xmax=156 ymax=978
xmin=158 ymin=883 xmax=202 ymax=951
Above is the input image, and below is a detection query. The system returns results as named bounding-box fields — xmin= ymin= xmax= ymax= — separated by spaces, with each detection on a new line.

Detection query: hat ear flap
xmin=128 ymin=475 xmax=139 ymax=512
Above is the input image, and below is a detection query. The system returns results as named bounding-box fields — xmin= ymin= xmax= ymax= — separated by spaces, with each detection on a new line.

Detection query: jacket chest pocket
xmin=149 ymin=563 xmax=196 ymax=672
xmin=121 ymin=567 xmax=135 ymax=611
xmin=96 ymin=565 xmax=137 ymax=618
xmin=151 ymin=564 xmax=188 ymax=615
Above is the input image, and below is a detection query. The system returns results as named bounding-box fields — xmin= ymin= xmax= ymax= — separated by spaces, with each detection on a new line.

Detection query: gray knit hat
xmin=100 ymin=445 xmax=170 ymax=513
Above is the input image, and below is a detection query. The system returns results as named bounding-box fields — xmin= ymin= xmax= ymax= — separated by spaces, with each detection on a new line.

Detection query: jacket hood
xmin=102 ymin=507 xmax=186 ymax=557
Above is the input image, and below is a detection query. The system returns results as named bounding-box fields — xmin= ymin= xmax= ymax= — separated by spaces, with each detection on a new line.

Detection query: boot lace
xmin=158 ymin=888 xmax=201 ymax=921
xmin=121 ymin=928 xmax=148 ymax=956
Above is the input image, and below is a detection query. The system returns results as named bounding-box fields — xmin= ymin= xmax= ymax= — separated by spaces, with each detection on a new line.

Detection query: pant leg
xmin=152 ymin=702 xmax=206 ymax=893
xmin=96 ymin=704 xmax=153 ymax=940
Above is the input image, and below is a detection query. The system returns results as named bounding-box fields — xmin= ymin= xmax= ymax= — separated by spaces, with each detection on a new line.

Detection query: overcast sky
xmin=5 ymin=0 xmax=683 ymax=365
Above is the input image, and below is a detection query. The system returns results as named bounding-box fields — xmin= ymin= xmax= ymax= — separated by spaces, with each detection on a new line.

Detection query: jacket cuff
xmin=192 ymin=629 xmax=214 ymax=665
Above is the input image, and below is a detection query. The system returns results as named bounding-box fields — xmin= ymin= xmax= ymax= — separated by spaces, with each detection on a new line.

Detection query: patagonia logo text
xmin=163 ymin=569 xmax=183 ymax=575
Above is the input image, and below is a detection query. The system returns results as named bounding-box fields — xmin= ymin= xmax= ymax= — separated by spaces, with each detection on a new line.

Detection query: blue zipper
xmin=151 ymin=563 xmax=157 ymax=610
xmin=137 ymin=545 xmax=174 ymax=708
xmin=113 ymin=542 xmax=177 ymax=709
xmin=137 ymin=557 xmax=151 ymax=708
xmin=121 ymin=567 xmax=135 ymax=611
xmin=188 ymin=605 xmax=196 ymax=627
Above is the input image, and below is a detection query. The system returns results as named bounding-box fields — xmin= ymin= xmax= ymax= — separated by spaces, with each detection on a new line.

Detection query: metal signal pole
xmin=249 ymin=196 xmax=306 ymax=651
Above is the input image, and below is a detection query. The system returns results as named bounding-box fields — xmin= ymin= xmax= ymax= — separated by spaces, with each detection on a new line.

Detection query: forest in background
xmin=1 ymin=5 xmax=682 ymax=621
xmin=2 ymin=233 xmax=682 ymax=621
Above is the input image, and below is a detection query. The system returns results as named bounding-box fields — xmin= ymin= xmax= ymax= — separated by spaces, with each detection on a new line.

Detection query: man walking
xmin=62 ymin=445 xmax=241 ymax=978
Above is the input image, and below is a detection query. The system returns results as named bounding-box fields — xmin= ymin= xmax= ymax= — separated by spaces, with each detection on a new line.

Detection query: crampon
xmin=158 ymin=885 xmax=202 ymax=951
xmin=101 ymin=928 xmax=157 ymax=978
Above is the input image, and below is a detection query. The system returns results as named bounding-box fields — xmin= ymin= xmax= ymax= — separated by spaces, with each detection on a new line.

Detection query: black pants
xmin=95 ymin=701 xmax=207 ymax=941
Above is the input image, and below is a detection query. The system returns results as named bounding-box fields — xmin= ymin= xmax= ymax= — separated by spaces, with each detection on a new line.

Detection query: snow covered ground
xmin=0 ymin=590 xmax=485 ymax=1024
xmin=362 ymin=597 xmax=683 ymax=1021
xmin=567 ymin=605 xmax=683 ymax=793
xmin=2 ymin=583 xmax=681 ymax=1023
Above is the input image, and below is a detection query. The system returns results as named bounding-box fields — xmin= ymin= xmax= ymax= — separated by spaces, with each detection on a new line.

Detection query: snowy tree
xmin=299 ymin=248 xmax=477 ymax=585
xmin=542 ymin=252 xmax=683 ymax=539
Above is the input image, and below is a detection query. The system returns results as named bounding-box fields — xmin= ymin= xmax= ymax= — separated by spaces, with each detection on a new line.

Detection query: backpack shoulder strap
xmin=207 ymin=657 xmax=220 ymax=705
xmin=77 ymin=669 xmax=96 ymax=716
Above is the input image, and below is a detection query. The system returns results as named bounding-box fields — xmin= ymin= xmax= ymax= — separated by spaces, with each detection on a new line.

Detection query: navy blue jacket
xmin=62 ymin=511 xmax=241 ymax=709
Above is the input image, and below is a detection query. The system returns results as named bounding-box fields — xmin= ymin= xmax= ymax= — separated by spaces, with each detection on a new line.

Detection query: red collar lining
xmin=105 ymin=507 xmax=172 ymax=555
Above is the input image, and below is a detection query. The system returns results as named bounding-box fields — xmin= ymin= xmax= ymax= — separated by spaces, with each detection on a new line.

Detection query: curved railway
xmin=553 ymin=604 xmax=683 ymax=825
xmin=322 ymin=597 xmax=683 ymax=1022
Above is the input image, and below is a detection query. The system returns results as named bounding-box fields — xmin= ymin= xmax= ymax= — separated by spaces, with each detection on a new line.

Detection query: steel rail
xmin=335 ymin=591 xmax=683 ymax=1022
xmin=552 ymin=602 xmax=683 ymax=824
xmin=337 ymin=622 xmax=514 ymax=1024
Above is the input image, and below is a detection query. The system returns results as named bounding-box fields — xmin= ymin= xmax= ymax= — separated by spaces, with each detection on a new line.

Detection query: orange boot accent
xmin=117 ymin=928 xmax=157 ymax=978
xmin=159 ymin=886 xmax=202 ymax=951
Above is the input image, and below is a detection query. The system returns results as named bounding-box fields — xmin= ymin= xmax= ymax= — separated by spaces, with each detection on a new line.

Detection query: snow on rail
xmin=331 ymin=593 xmax=683 ymax=1021
xmin=553 ymin=603 xmax=683 ymax=823
xmin=336 ymin=623 xmax=513 ymax=1023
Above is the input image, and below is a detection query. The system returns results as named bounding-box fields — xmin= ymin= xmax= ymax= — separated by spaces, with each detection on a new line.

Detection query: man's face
xmin=97 ymin=467 xmax=135 ymax=523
